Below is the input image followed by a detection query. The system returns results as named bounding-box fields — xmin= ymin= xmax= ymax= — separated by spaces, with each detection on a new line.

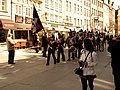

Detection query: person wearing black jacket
xmin=56 ymin=33 xmax=65 ymax=63
xmin=108 ymin=37 xmax=120 ymax=90
xmin=46 ymin=36 xmax=57 ymax=65
xmin=42 ymin=33 xmax=48 ymax=57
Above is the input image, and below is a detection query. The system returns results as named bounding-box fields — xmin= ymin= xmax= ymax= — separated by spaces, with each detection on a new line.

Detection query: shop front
xmin=14 ymin=23 xmax=32 ymax=48
xmin=0 ymin=18 xmax=16 ymax=43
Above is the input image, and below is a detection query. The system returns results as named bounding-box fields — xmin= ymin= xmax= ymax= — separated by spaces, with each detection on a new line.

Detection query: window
xmin=78 ymin=19 xmax=80 ymax=25
xmin=26 ymin=7 xmax=31 ymax=16
xmin=55 ymin=0 xmax=58 ymax=11
xmin=46 ymin=13 xmax=49 ymax=21
xmin=84 ymin=8 xmax=86 ymax=16
xmin=70 ymin=16 xmax=72 ymax=22
xmin=81 ymin=20 xmax=82 ymax=27
xmin=50 ymin=0 xmax=54 ymax=10
xmin=50 ymin=14 xmax=54 ymax=21
xmin=66 ymin=16 xmax=68 ymax=21
xmin=45 ymin=0 xmax=49 ymax=8
xmin=80 ymin=6 xmax=82 ymax=15
xmin=74 ymin=18 xmax=76 ymax=26
xmin=16 ymin=5 xmax=22 ymax=15
xmin=59 ymin=16 xmax=62 ymax=23
xmin=55 ymin=15 xmax=58 ymax=22
xmin=0 ymin=0 xmax=7 ymax=11
xmin=59 ymin=4 xmax=62 ymax=12
xmin=77 ymin=5 xmax=79 ymax=14
xmin=69 ymin=2 xmax=71 ymax=12
xmin=66 ymin=0 xmax=68 ymax=11
xmin=74 ymin=4 xmax=76 ymax=13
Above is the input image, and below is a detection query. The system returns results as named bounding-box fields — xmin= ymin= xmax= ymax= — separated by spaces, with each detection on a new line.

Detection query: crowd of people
xmin=41 ymin=30 xmax=107 ymax=65
xmin=6 ymin=29 xmax=120 ymax=90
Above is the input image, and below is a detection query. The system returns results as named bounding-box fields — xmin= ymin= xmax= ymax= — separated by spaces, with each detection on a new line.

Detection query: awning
xmin=0 ymin=19 xmax=16 ymax=30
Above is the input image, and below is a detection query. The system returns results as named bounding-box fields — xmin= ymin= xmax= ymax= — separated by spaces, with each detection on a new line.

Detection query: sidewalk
xmin=0 ymin=48 xmax=43 ymax=63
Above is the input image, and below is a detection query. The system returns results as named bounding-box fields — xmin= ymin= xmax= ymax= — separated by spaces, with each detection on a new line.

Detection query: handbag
xmin=74 ymin=51 xmax=90 ymax=76
xmin=74 ymin=67 xmax=83 ymax=76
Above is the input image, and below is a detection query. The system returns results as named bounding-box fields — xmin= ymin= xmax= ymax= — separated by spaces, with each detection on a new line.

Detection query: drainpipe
xmin=11 ymin=0 xmax=15 ymax=39
xmin=90 ymin=0 xmax=92 ymax=32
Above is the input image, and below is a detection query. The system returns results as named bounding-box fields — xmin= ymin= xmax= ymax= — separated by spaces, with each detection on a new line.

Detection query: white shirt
xmin=7 ymin=37 xmax=15 ymax=45
xmin=79 ymin=49 xmax=98 ymax=76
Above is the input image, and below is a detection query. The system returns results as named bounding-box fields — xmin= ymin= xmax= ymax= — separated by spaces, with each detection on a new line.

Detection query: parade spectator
xmin=6 ymin=33 xmax=16 ymax=64
xmin=108 ymin=36 xmax=120 ymax=90
xmin=78 ymin=38 xmax=98 ymax=90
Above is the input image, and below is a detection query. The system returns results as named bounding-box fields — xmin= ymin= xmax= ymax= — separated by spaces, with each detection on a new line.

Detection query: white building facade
xmin=103 ymin=0 xmax=110 ymax=34
xmin=0 ymin=0 xmax=16 ymax=42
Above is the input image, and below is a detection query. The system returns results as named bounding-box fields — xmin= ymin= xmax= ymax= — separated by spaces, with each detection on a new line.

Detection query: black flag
xmin=31 ymin=5 xmax=44 ymax=33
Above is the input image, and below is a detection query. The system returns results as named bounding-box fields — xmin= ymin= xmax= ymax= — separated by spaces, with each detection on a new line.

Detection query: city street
xmin=0 ymin=47 xmax=114 ymax=90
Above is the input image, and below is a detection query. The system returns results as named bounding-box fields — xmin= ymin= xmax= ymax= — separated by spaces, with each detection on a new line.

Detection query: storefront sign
xmin=15 ymin=15 xmax=23 ymax=23
xmin=25 ymin=17 xmax=32 ymax=24
xmin=16 ymin=24 xmax=31 ymax=30
xmin=3 ymin=24 xmax=15 ymax=29
xmin=51 ymin=24 xmax=58 ymax=27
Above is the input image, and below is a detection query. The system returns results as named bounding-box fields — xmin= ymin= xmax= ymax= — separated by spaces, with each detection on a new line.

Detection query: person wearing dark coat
xmin=42 ymin=33 xmax=48 ymax=57
xmin=108 ymin=37 xmax=120 ymax=90
xmin=56 ymin=33 xmax=65 ymax=63
xmin=46 ymin=36 xmax=57 ymax=65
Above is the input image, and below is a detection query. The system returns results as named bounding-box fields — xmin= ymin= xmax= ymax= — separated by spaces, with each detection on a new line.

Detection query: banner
xmin=31 ymin=5 xmax=44 ymax=33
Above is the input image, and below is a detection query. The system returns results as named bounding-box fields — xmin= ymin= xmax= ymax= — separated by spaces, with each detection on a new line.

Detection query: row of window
xmin=45 ymin=0 xmax=62 ymax=13
xmin=16 ymin=5 xmax=32 ymax=16
xmin=46 ymin=13 xmax=95 ymax=27
xmin=0 ymin=0 xmax=6 ymax=11
xmin=92 ymin=0 xmax=103 ymax=8
xmin=44 ymin=0 xmax=104 ymax=27
xmin=92 ymin=8 xmax=103 ymax=17
xmin=0 ymin=1 xmax=32 ymax=17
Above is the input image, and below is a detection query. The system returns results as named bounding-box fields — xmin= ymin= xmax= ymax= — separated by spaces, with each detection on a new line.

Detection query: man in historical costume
xmin=42 ymin=32 xmax=48 ymax=57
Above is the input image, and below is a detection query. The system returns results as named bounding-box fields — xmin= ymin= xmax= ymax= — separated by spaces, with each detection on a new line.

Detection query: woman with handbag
xmin=78 ymin=38 xmax=98 ymax=90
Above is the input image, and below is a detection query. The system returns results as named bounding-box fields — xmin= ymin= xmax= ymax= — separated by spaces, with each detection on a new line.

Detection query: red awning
xmin=0 ymin=19 xmax=16 ymax=30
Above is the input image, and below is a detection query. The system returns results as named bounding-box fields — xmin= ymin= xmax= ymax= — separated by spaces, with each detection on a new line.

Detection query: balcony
xmin=31 ymin=0 xmax=42 ymax=3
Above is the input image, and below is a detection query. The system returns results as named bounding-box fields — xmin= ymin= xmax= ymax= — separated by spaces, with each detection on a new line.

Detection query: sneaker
xmin=46 ymin=63 xmax=49 ymax=66
xmin=57 ymin=60 xmax=60 ymax=63
xmin=8 ymin=62 xmax=16 ymax=64
xmin=67 ymin=59 xmax=70 ymax=61
xmin=62 ymin=61 xmax=66 ymax=63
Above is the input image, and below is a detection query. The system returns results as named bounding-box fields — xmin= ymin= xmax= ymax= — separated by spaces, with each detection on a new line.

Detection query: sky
xmin=112 ymin=0 xmax=120 ymax=9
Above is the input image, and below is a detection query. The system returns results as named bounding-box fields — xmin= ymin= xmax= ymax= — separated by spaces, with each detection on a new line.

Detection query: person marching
xmin=42 ymin=32 xmax=48 ymax=57
xmin=66 ymin=35 xmax=72 ymax=61
xmin=56 ymin=33 xmax=65 ymax=63
xmin=46 ymin=35 xmax=57 ymax=65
